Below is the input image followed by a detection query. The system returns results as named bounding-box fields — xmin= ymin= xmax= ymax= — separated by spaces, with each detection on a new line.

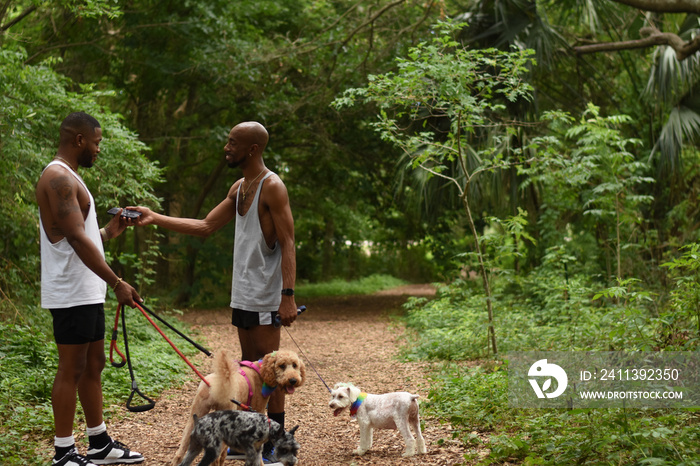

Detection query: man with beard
xmin=36 ymin=112 xmax=144 ymax=465
xmin=130 ymin=121 xmax=297 ymax=463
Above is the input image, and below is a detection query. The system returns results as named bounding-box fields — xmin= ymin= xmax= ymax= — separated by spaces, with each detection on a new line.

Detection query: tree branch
xmin=611 ymin=0 xmax=700 ymax=14
xmin=574 ymin=25 xmax=700 ymax=61
xmin=1 ymin=4 xmax=37 ymax=33
xmin=268 ymin=0 xmax=405 ymax=62
xmin=0 ymin=0 xmax=12 ymax=29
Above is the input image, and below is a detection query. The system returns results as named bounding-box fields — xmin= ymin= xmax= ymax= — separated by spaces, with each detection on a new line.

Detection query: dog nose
xmin=289 ymin=378 xmax=298 ymax=386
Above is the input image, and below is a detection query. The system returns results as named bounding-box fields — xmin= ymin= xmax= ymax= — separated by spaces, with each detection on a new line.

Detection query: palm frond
xmin=650 ymin=104 xmax=700 ymax=173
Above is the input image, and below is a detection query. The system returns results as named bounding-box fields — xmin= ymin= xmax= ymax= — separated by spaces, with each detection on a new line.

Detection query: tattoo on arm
xmin=49 ymin=175 xmax=80 ymax=218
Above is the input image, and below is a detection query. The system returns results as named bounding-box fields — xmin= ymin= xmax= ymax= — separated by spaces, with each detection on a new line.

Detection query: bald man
xmin=130 ymin=122 xmax=297 ymax=460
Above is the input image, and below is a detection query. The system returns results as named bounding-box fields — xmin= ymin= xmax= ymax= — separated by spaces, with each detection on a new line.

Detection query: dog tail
xmin=210 ymin=349 xmax=237 ymax=401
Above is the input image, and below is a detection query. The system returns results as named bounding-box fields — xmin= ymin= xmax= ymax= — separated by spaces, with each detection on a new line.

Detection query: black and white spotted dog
xmin=177 ymin=409 xmax=299 ymax=466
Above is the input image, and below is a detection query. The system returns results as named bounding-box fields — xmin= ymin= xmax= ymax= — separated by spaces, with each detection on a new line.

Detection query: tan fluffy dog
xmin=171 ymin=349 xmax=306 ymax=466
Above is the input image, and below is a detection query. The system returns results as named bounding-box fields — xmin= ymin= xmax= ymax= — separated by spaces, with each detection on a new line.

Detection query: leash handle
xmin=274 ymin=305 xmax=306 ymax=328
xmin=114 ymin=303 xmax=157 ymax=412
xmin=126 ymin=380 xmax=156 ymax=412
xmin=109 ymin=305 xmax=126 ymax=368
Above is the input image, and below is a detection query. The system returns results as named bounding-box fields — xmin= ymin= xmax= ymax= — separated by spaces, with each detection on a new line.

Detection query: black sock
xmin=268 ymin=411 xmax=285 ymax=430
xmin=54 ymin=445 xmax=74 ymax=460
xmin=88 ymin=431 xmax=110 ymax=450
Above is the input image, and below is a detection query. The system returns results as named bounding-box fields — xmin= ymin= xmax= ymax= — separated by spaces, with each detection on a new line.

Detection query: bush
xmin=422 ymin=362 xmax=700 ymax=465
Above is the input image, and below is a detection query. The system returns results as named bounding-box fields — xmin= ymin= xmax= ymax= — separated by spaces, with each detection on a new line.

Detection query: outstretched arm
xmin=128 ymin=181 xmax=240 ymax=237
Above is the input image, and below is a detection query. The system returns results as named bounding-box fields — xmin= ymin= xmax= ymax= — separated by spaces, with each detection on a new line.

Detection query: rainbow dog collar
xmin=350 ymin=392 xmax=368 ymax=417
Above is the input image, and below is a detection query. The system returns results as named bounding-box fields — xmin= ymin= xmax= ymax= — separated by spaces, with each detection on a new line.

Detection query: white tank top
xmin=230 ymin=172 xmax=282 ymax=312
xmin=40 ymin=161 xmax=107 ymax=309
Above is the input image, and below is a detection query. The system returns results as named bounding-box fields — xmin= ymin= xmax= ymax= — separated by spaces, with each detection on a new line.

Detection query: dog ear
xmin=298 ymin=357 xmax=306 ymax=386
xmin=288 ymin=425 xmax=299 ymax=435
xmin=260 ymin=351 xmax=278 ymax=386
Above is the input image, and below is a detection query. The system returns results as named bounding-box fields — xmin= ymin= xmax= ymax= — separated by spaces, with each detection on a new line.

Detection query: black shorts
xmin=50 ymin=303 xmax=105 ymax=345
xmin=231 ymin=308 xmax=278 ymax=329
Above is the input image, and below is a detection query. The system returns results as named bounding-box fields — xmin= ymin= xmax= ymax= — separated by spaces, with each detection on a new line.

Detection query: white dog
xmin=328 ymin=382 xmax=427 ymax=457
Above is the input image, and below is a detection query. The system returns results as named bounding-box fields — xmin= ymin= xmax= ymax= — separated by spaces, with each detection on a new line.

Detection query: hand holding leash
xmin=274 ymin=305 xmax=306 ymax=328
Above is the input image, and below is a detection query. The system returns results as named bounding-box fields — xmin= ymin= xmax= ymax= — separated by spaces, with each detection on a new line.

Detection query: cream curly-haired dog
xmin=172 ymin=349 xmax=306 ymax=466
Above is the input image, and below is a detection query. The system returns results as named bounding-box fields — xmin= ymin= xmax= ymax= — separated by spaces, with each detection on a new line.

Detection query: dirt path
xmin=106 ymin=285 xmax=467 ymax=465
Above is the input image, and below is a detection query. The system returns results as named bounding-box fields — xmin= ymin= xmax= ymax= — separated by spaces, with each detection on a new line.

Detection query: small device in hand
xmin=108 ymin=207 xmax=142 ymax=218
xmin=274 ymin=305 xmax=306 ymax=328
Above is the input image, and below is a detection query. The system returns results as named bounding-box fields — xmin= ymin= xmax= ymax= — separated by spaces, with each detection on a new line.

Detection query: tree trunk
xmin=461 ymin=193 xmax=498 ymax=356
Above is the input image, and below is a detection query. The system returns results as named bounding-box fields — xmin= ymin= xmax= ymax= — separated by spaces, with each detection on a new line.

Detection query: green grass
xmin=296 ymin=273 xmax=407 ymax=298
xmin=402 ymin=276 xmax=700 ymax=465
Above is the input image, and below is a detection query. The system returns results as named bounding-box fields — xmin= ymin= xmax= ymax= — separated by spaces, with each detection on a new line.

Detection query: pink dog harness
xmin=238 ymin=360 xmax=277 ymax=405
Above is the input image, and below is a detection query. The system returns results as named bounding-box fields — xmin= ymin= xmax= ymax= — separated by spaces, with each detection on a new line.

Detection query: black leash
xmin=137 ymin=301 xmax=211 ymax=357
xmin=282 ymin=322 xmax=332 ymax=393
xmin=110 ymin=304 xmax=156 ymax=412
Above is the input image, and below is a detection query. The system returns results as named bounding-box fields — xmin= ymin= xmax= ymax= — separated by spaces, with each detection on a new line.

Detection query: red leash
xmin=134 ymin=301 xmax=211 ymax=387
xmin=110 ymin=301 xmax=211 ymax=398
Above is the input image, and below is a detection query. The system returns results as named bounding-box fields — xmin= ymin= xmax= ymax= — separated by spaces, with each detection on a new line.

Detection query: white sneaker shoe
xmin=86 ymin=440 xmax=144 ymax=464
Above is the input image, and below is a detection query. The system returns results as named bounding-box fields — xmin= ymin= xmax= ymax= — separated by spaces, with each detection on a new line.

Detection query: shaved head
xmin=59 ymin=112 xmax=101 ymax=145
xmin=233 ymin=121 xmax=269 ymax=152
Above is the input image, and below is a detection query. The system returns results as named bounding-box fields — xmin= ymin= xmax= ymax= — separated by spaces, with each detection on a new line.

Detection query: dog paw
xmin=352 ymin=449 xmax=367 ymax=456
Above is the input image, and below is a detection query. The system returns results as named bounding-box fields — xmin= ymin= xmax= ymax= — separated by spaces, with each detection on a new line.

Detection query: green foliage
xmin=0 ymin=47 xmax=162 ymax=322
xmin=568 ymin=104 xmax=654 ymax=280
xmin=403 ymin=267 xmax=663 ymax=361
xmin=296 ymin=274 xmax=406 ymax=298
xmin=5 ymin=1 xmax=700 ymax=464
xmin=333 ymin=20 xmax=536 ymax=174
xmin=422 ymin=363 xmax=700 ymax=465
xmin=425 ymin=362 xmax=510 ymax=431
xmin=658 ymin=242 xmax=700 ymax=349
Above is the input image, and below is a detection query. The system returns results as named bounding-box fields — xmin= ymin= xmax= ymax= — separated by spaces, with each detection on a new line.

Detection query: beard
xmin=77 ymin=147 xmax=94 ymax=168
xmin=226 ymin=152 xmax=244 ymax=168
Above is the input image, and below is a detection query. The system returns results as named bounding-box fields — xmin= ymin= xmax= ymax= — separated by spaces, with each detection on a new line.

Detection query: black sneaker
xmin=53 ymin=449 xmax=98 ymax=466
xmin=86 ymin=440 xmax=144 ymax=464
